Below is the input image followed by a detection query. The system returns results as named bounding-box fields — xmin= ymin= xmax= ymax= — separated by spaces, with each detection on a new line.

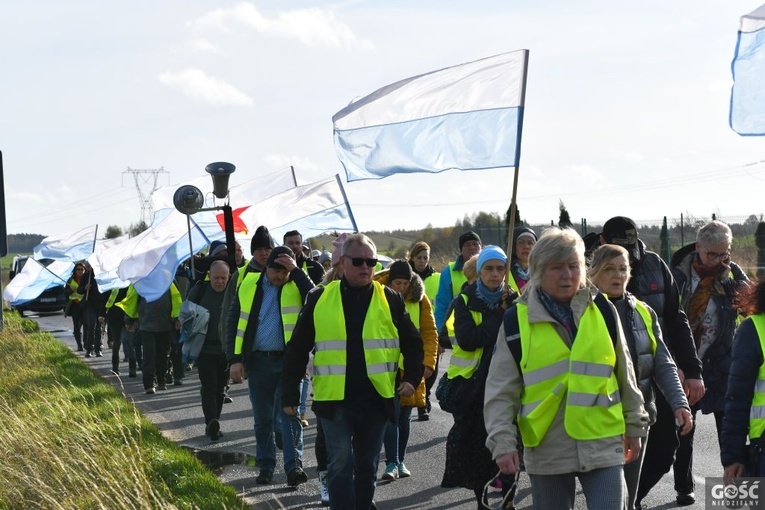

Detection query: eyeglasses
xmin=75 ymin=267 xmax=85 ymax=271
xmin=602 ymin=266 xmax=629 ymax=277
xmin=350 ymin=257 xmax=378 ymax=267
xmin=703 ymin=248 xmax=730 ymax=261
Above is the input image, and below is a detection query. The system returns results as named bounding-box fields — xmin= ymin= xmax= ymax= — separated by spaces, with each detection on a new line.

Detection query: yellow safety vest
xmin=423 ymin=273 xmax=440 ymax=303
xmin=508 ymin=272 xmax=520 ymax=295
xmin=445 ymin=294 xmax=484 ymax=380
xmin=749 ymin=315 xmax=765 ymax=439
xmin=234 ymin=272 xmax=303 ymax=355
xmin=517 ymin=301 xmax=625 ymax=446
xmin=120 ymin=284 xmax=182 ymax=319
xmin=633 ymin=300 xmax=658 ymax=354
xmin=312 ymin=281 xmax=400 ymax=401
xmin=448 ymin=262 xmax=467 ymax=299
xmin=68 ymin=278 xmax=84 ymax=303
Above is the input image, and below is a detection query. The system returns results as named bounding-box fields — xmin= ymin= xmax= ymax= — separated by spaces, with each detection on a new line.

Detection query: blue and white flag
xmin=333 ymin=50 xmax=529 ymax=181
xmin=2 ymin=258 xmax=73 ymax=306
xmin=33 ymin=224 xmax=98 ymax=262
xmin=730 ymin=4 xmax=765 ymax=135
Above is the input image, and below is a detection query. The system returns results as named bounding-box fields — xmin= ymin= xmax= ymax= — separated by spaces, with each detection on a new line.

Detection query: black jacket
xmin=281 ymin=278 xmax=424 ymax=423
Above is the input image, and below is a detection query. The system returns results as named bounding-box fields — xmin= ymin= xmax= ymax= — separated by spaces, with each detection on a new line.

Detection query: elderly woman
xmin=721 ymin=279 xmax=765 ymax=478
xmin=441 ymin=246 xmax=516 ymax=508
xmin=508 ymin=226 xmax=537 ymax=294
xmin=376 ymin=261 xmax=439 ymax=480
xmin=484 ymin=227 xmax=648 ymax=509
xmin=589 ymin=244 xmax=693 ymax=509
xmin=670 ymin=220 xmax=749 ymax=504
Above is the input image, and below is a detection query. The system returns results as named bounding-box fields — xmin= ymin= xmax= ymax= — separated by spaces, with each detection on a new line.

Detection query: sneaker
xmin=95 ymin=351 xmax=103 ymax=357
xmin=111 ymin=368 xmax=120 ymax=376
xmin=85 ymin=351 xmax=93 ymax=358
xmin=128 ymin=370 xmax=137 ymax=378
xmin=223 ymin=395 xmax=233 ymax=404
xmin=417 ymin=407 xmax=429 ymax=421
xmin=318 ymin=470 xmax=330 ymax=506
xmin=255 ymin=470 xmax=274 ymax=484
xmin=300 ymin=414 xmax=309 ymax=427
xmin=146 ymin=387 xmax=156 ymax=394
xmin=206 ymin=419 xmax=221 ymax=441
xmin=676 ymin=493 xmax=695 ymax=506
xmin=275 ymin=432 xmax=283 ymax=450
xmin=287 ymin=467 xmax=308 ymax=487
xmin=157 ymin=383 xmax=167 ymax=391
xmin=397 ymin=462 xmax=411 ymax=478
xmin=382 ymin=462 xmax=398 ymax=481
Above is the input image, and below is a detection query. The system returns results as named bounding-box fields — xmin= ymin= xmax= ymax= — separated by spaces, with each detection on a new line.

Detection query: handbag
xmin=436 ymin=372 xmax=483 ymax=416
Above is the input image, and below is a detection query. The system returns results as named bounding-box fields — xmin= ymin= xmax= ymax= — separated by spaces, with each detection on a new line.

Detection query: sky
xmin=2 ymin=0 xmax=765 ymax=239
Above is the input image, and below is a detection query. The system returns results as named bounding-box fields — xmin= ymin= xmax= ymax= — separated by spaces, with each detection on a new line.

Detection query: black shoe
xmin=287 ymin=467 xmax=308 ymax=487
xmin=95 ymin=351 xmax=103 ymax=357
xmin=146 ymin=387 xmax=156 ymax=394
xmin=173 ymin=379 xmax=184 ymax=386
xmin=85 ymin=351 xmax=93 ymax=358
xmin=676 ymin=493 xmax=695 ymax=506
xmin=256 ymin=470 xmax=274 ymax=484
xmin=370 ymin=501 xmax=376 ymax=510
xmin=206 ymin=419 xmax=221 ymax=441
xmin=111 ymin=368 xmax=120 ymax=375
xmin=275 ymin=432 xmax=283 ymax=450
xmin=417 ymin=407 xmax=429 ymax=421
xmin=76 ymin=344 xmax=83 ymax=351
xmin=223 ymin=395 xmax=233 ymax=404
xmin=128 ymin=371 xmax=137 ymax=378
xmin=157 ymin=383 xmax=167 ymax=391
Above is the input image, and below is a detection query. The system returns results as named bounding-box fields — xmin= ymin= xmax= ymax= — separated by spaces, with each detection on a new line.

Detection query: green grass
xmin=0 ymin=311 xmax=248 ymax=510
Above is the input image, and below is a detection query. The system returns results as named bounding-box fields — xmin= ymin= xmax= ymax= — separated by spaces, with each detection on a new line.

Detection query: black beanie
xmin=458 ymin=231 xmax=481 ymax=250
xmin=250 ymin=225 xmax=274 ymax=254
xmin=266 ymin=246 xmax=294 ymax=270
xmin=388 ymin=260 xmax=413 ymax=282
xmin=512 ymin=226 xmax=537 ymax=245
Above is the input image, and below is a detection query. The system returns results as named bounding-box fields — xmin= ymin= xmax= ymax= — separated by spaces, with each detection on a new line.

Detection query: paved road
xmin=33 ymin=310 xmax=720 ymax=509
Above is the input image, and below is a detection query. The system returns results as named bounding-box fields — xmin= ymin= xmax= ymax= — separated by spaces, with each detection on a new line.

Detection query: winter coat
xmin=374 ymin=269 xmax=438 ymax=407
xmin=178 ymin=300 xmax=210 ymax=364
xmin=671 ymin=243 xmax=749 ymax=413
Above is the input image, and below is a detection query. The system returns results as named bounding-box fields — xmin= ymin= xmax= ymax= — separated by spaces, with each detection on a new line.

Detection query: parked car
xmin=8 ymin=256 xmax=68 ymax=314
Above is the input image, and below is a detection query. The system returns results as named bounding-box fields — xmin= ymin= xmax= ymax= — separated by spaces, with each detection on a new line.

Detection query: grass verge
xmin=0 ymin=311 xmax=248 ymax=509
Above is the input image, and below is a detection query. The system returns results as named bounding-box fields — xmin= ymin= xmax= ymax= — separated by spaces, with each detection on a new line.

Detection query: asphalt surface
xmin=33 ymin=310 xmax=719 ymax=509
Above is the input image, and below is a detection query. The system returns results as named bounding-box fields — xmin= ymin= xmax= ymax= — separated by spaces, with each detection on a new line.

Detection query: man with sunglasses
xmin=281 ymin=233 xmax=424 ymax=510
xmin=600 ymin=216 xmax=705 ymax=509
xmin=669 ymin=220 xmax=748 ymax=506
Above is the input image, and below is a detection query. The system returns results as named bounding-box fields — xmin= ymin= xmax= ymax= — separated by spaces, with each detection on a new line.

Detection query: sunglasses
xmin=349 ymin=257 xmax=378 ymax=267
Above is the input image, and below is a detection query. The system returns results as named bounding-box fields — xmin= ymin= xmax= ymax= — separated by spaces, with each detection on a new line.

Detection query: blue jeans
xmin=320 ymin=406 xmax=387 ymax=510
xmin=384 ymin=405 xmax=413 ymax=464
xmin=299 ymin=376 xmax=310 ymax=415
xmin=246 ymin=353 xmax=303 ymax=474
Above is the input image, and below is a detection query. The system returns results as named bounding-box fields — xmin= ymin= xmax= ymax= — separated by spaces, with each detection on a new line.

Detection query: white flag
xmin=3 ymin=259 xmax=73 ymax=306
xmin=33 ymin=224 xmax=98 ymax=262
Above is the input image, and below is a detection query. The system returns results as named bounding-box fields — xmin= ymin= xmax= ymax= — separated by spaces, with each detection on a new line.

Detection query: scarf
xmin=687 ymin=255 xmax=725 ymax=349
xmin=538 ymin=288 xmax=577 ymax=341
xmin=513 ymin=261 xmax=530 ymax=289
xmin=476 ymin=279 xmax=505 ymax=310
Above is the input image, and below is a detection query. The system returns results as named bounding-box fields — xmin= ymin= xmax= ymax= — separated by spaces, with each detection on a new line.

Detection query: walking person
xmin=281 ymin=234 xmax=424 ymax=510
xmin=227 ymin=245 xmax=315 ymax=487
xmin=589 ymin=244 xmax=693 ymax=508
xmin=65 ymin=262 xmax=85 ymax=351
xmin=376 ymin=260 xmax=438 ymax=481
xmin=669 ymin=220 xmax=748 ymax=505
xmin=102 ymin=286 xmax=129 ymax=375
xmin=77 ymin=261 xmax=106 ymax=358
xmin=485 ymin=227 xmax=649 ymax=510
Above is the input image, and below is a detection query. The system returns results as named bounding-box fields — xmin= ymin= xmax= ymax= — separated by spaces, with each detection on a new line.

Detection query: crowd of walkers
xmin=64 ymin=217 xmax=765 ymax=510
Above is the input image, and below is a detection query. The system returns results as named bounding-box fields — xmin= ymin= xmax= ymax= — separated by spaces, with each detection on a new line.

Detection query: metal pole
xmin=0 ymin=151 xmax=6 ymax=332
xmin=222 ymin=205 xmax=236 ymax=273
xmin=187 ymin=215 xmax=195 ymax=278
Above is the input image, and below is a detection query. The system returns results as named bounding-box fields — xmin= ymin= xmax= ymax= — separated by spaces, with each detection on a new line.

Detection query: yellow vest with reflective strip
xmin=445 ymin=294 xmax=484 ymax=380
xmin=448 ymin=262 xmax=467 ymax=298
xmin=68 ymin=279 xmax=84 ymax=302
xmin=517 ymin=301 xmax=625 ymax=446
xmin=423 ymin=273 xmax=440 ymax=303
xmin=508 ymin=272 xmax=520 ymax=295
xmin=105 ymin=288 xmax=121 ymax=309
xmin=749 ymin=315 xmax=765 ymax=439
xmin=234 ymin=272 xmax=303 ymax=355
xmin=312 ymin=280 xmax=400 ymax=401
xmin=633 ymin=300 xmax=658 ymax=354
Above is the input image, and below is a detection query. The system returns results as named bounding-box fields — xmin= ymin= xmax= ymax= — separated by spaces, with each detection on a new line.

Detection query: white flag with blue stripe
xmin=730 ymin=4 xmax=765 ymax=135
xmin=33 ymin=224 xmax=98 ymax=262
xmin=333 ymin=50 xmax=529 ymax=181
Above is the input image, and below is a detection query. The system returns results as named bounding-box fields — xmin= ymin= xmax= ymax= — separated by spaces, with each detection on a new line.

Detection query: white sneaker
xmin=318 ymin=470 xmax=330 ymax=506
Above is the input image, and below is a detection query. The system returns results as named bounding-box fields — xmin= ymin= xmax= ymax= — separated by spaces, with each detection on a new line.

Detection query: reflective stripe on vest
xmin=445 ymin=294 xmax=484 ymax=380
xmin=312 ymin=280 xmax=400 ymax=401
xmin=449 ymin=262 xmax=467 ymax=298
xmin=633 ymin=300 xmax=658 ymax=354
xmin=105 ymin=288 xmax=120 ymax=309
xmin=68 ymin=279 xmax=84 ymax=302
xmin=517 ymin=301 xmax=625 ymax=446
xmin=234 ymin=272 xmax=303 ymax=355
xmin=749 ymin=315 xmax=765 ymax=439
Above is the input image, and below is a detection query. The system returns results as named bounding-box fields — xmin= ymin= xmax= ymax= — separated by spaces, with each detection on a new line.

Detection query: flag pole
xmin=505 ymin=49 xmax=529 ymax=287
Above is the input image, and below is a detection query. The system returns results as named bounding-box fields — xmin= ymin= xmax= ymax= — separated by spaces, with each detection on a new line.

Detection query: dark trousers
xmin=82 ymin=306 xmax=102 ymax=353
xmin=673 ymin=407 xmax=723 ymax=494
xmin=316 ymin=418 xmax=327 ymax=472
xmin=636 ymin=391 xmax=679 ymax=502
xmin=70 ymin=305 xmax=83 ymax=347
xmin=141 ymin=330 xmax=171 ymax=390
xmin=107 ymin=315 xmax=125 ymax=371
xmin=167 ymin=329 xmax=184 ymax=382
xmin=197 ymin=352 xmax=228 ymax=425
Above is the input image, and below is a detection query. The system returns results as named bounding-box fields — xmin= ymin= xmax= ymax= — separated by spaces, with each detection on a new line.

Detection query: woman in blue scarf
xmin=441 ymin=245 xmax=516 ymax=509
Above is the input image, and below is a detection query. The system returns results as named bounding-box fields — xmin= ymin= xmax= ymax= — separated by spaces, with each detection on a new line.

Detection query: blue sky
xmin=2 ymin=1 xmax=764 ymax=237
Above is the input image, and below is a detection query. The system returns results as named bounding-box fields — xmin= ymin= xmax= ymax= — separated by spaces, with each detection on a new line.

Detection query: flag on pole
xmin=2 ymin=258 xmax=73 ymax=306
xmin=333 ymin=50 xmax=529 ymax=181
xmin=235 ymin=175 xmax=358 ymax=241
xmin=33 ymin=224 xmax=98 ymax=262
xmin=730 ymin=4 xmax=765 ymax=135
xmin=88 ymin=234 xmax=133 ymax=291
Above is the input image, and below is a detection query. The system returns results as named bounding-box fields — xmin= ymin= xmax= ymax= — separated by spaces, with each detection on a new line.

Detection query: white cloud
xmin=187 ymin=38 xmax=223 ymax=54
xmin=158 ymin=69 xmax=253 ymax=107
xmin=189 ymin=2 xmax=370 ymax=49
